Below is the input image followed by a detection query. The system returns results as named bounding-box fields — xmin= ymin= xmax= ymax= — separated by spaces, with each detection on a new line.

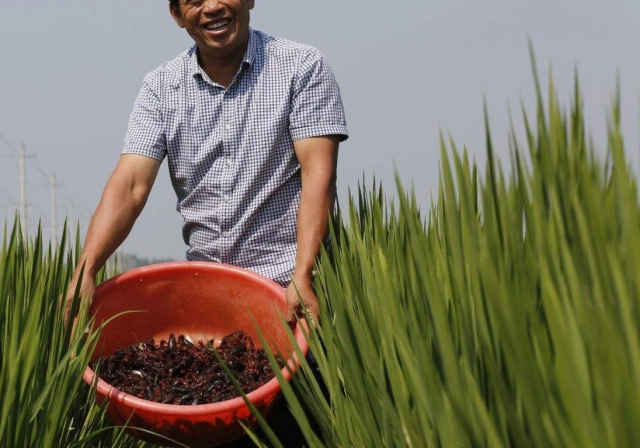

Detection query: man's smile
xmin=203 ymin=18 xmax=233 ymax=32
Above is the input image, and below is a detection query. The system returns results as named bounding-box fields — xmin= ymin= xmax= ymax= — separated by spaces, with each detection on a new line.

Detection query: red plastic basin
xmin=83 ymin=261 xmax=309 ymax=447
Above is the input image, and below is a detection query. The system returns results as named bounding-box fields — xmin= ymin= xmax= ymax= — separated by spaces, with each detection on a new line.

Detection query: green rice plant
xmin=0 ymin=219 xmax=158 ymax=447
xmin=255 ymin=52 xmax=640 ymax=447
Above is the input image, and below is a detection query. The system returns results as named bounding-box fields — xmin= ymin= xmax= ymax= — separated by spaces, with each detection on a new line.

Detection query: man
xmin=65 ymin=0 xmax=348 ymax=323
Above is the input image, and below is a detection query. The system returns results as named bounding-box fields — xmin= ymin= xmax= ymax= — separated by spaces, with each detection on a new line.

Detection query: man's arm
xmin=286 ymin=135 xmax=340 ymax=323
xmin=65 ymin=154 xmax=161 ymax=319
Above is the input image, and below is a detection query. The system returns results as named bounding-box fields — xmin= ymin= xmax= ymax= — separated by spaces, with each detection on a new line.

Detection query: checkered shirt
xmin=122 ymin=28 xmax=349 ymax=286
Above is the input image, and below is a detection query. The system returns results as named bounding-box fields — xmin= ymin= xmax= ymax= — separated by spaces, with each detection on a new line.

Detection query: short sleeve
xmin=122 ymin=78 xmax=167 ymax=160
xmin=289 ymin=49 xmax=349 ymax=142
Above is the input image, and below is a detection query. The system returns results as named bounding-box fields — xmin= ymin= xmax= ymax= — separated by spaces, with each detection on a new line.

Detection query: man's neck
xmin=197 ymin=37 xmax=249 ymax=88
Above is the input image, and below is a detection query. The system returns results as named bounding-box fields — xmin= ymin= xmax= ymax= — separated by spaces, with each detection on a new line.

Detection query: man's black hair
xmin=169 ymin=0 xmax=179 ymax=8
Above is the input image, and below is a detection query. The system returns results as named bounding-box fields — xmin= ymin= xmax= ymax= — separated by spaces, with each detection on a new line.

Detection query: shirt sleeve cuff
xmin=290 ymin=124 xmax=349 ymax=142
xmin=121 ymin=147 xmax=166 ymax=161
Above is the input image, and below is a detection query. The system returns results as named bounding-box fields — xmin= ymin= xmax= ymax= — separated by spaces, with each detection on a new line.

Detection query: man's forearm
xmin=293 ymin=167 xmax=337 ymax=281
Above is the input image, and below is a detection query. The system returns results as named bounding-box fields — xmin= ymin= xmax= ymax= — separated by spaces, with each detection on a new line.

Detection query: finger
xmin=286 ymin=305 xmax=299 ymax=323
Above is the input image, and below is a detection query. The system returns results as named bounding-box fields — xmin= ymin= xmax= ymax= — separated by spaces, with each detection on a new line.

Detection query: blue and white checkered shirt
xmin=122 ymin=28 xmax=349 ymax=286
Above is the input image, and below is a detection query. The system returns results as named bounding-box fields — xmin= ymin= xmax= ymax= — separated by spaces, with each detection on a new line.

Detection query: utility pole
xmin=19 ymin=143 xmax=27 ymax=236
xmin=51 ymin=175 xmax=58 ymax=246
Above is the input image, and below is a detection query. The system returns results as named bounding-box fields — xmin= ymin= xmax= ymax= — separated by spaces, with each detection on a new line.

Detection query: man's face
xmin=170 ymin=0 xmax=255 ymax=58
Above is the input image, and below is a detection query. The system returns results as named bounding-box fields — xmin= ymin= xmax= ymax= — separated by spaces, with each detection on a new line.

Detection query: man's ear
xmin=169 ymin=3 xmax=186 ymax=28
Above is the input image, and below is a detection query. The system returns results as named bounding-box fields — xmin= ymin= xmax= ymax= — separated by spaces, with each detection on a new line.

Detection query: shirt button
xmin=225 ymin=158 xmax=234 ymax=167
xmin=224 ymin=123 xmax=231 ymax=131
xmin=223 ymin=194 xmax=231 ymax=202
xmin=222 ymin=231 xmax=230 ymax=238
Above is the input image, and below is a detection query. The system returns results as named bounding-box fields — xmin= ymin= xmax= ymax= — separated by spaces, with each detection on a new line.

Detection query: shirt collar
xmin=243 ymin=27 xmax=257 ymax=67
xmin=188 ymin=27 xmax=257 ymax=79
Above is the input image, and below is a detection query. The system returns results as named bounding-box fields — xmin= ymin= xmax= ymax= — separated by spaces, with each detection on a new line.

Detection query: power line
xmin=1 ymin=133 xmax=93 ymax=240
xmin=28 ymin=153 xmax=49 ymax=179
xmin=0 ymin=155 xmax=20 ymax=170
xmin=0 ymin=131 xmax=19 ymax=155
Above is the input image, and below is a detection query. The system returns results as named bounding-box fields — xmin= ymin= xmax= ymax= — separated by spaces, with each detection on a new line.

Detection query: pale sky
xmin=1 ymin=0 xmax=639 ymax=260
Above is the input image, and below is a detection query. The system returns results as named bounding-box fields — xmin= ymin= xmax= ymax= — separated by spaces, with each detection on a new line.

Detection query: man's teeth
xmin=205 ymin=20 xmax=230 ymax=30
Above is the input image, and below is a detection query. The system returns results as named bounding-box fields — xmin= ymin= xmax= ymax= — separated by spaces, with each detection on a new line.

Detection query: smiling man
xmin=65 ymin=0 xmax=348 ymax=323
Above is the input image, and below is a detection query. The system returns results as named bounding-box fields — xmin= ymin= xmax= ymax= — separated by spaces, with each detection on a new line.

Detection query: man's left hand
xmin=285 ymin=274 xmax=319 ymax=326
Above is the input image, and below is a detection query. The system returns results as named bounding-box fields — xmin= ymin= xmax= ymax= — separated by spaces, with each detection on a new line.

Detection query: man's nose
xmin=202 ymin=0 xmax=224 ymax=13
